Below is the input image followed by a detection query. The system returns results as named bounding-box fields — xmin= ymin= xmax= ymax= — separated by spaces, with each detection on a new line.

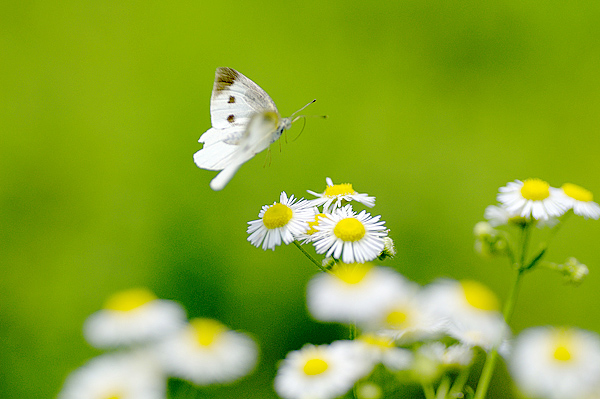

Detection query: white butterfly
xmin=193 ymin=67 xmax=316 ymax=191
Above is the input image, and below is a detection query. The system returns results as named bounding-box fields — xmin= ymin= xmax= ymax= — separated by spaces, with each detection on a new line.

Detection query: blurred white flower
xmin=306 ymin=263 xmax=411 ymax=326
xmin=510 ymin=326 xmax=600 ymax=399
xmin=83 ymin=288 xmax=186 ymax=348
xmin=307 ymin=177 xmax=375 ymax=212
xmin=559 ymin=183 xmax=600 ymax=220
xmin=247 ymin=191 xmax=314 ymax=250
xmin=422 ymin=279 xmax=509 ymax=351
xmin=312 ymin=205 xmax=387 ymax=264
xmin=155 ymin=318 xmax=258 ymax=385
xmin=418 ymin=342 xmax=474 ymax=368
xmin=58 ymin=352 xmax=165 ymax=399
xmin=274 ymin=340 xmax=373 ymax=399
xmin=497 ymin=179 xmax=567 ymax=221
xmin=357 ymin=333 xmax=413 ymax=371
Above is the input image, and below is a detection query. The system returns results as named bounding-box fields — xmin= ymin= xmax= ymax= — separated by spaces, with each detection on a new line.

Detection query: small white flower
xmin=307 ymin=177 xmax=375 ymax=212
xmin=497 ymin=179 xmax=568 ymax=220
xmin=422 ymin=279 xmax=509 ymax=351
xmin=357 ymin=333 xmax=413 ymax=371
xmin=510 ymin=326 xmax=600 ymax=399
xmin=312 ymin=205 xmax=387 ymax=264
xmin=58 ymin=352 xmax=165 ymax=399
xmin=418 ymin=342 xmax=474 ymax=368
xmin=559 ymin=183 xmax=600 ymax=220
xmin=307 ymin=264 xmax=412 ymax=326
xmin=274 ymin=341 xmax=373 ymax=399
xmin=155 ymin=318 xmax=258 ymax=385
xmin=83 ymin=288 xmax=186 ymax=348
xmin=247 ymin=192 xmax=314 ymax=250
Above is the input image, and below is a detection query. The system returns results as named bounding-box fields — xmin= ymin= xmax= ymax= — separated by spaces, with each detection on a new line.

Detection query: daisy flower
xmin=559 ymin=183 xmax=600 ymax=219
xmin=83 ymin=288 xmax=186 ymax=348
xmin=58 ymin=352 xmax=165 ymax=399
xmin=295 ymin=211 xmax=329 ymax=244
xmin=306 ymin=263 xmax=413 ymax=326
xmin=307 ymin=177 xmax=375 ymax=212
xmin=274 ymin=341 xmax=373 ymax=399
xmin=247 ymin=192 xmax=314 ymax=250
xmin=357 ymin=333 xmax=413 ymax=371
xmin=497 ymin=179 xmax=568 ymax=221
xmin=509 ymin=326 xmax=600 ymax=399
xmin=154 ymin=318 xmax=258 ymax=385
xmin=422 ymin=279 xmax=509 ymax=351
xmin=312 ymin=205 xmax=387 ymax=264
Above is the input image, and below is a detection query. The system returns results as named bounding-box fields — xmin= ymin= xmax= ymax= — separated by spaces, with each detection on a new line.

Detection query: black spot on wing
xmin=214 ymin=68 xmax=239 ymax=92
xmin=227 ymin=114 xmax=235 ymax=123
xmin=228 ymin=96 xmax=235 ymax=103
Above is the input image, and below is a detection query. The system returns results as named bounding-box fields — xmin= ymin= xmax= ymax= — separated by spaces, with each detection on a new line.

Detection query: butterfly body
xmin=194 ymin=67 xmax=298 ymax=191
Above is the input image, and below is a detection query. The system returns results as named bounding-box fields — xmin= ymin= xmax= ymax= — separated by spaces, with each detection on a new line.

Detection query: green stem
xmin=435 ymin=375 xmax=451 ymax=399
xmin=292 ymin=241 xmax=330 ymax=273
xmin=422 ymin=383 xmax=436 ymax=399
xmin=449 ymin=367 xmax=471 ymax=397
xmin=473 ymin=268 xmax=525 ymax=399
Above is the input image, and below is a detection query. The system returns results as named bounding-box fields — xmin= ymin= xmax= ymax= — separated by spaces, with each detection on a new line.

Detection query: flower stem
xmin=292 ymin=241 xmax=330 ymax=273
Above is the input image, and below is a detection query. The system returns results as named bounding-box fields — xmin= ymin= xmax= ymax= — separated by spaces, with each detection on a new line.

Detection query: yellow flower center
xmin=385 ymin=309 xmax=408 ymax=328
xmin=553 ymin=344 xmax=572 ymax=361
xmin=334 ymin=218 xmax=366 ymax=242
xmin=306 ymin=213 xmax=327 ymax=235
xmin=303 ymin=357 xmax=329 ymax=376
xmin=520 ymin=178 xmax=550 ymax=201
xmin=190 ymin=318 xmax=227 ymax=347
xmin=333 ymin=262 xmax=372 ymax=284
xmin=103 ymin=288 xmax=157 ymax=312
xmin=325 ymin=183 xmax=355 ymax=197
xmin=104 ymin=394 xmax=122 ymax=399
xmin=263 ymin=203 xmax=293 ymax=229
xmin=460 ymin=280 xmax=499 ymax=311
xmin=562 ymin=183 xmax=593 ymax=202
xmin=359 ymin=333 xmax=394 ymax=350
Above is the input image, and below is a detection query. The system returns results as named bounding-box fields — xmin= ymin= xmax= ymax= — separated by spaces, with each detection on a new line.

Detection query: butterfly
xmin=193 ymin=67 xmax=318 ymax=191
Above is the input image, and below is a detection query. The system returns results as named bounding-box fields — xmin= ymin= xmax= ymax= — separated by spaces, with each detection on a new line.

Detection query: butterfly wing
xmin=194 ymin=67 xmax=284 ymax=190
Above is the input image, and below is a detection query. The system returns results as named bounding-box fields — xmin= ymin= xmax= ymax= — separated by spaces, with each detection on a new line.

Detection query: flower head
xmin=306 ymin=264 xmax=412 ymax=326
xmin=307 ymin=177 xmax=375 ymax=212
xmin=510 ymin=326 xmax=600 ymax=399
xmin=83 ymin=288 xmax=186 ymax=348
xmin=559 ymin=183 xmax=600 ymax=220
xmin=312 ymin=205 xmax=387 ymax=264
xmin=497 ymin=179 xmax=567 ymax=221
xmin=155 ymin=318 xmax=258 ymax=385
xmin=58 ymin=352 xmax=165 ymax=399
xmin=247 ymin=192 xmax=314 ymax=250
xmin=274 ymin=341 xmax=373 ymax=399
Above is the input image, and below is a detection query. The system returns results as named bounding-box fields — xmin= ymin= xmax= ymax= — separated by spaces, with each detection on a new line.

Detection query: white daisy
xmin=559 ymin=183 xmax=600 ymax=219
xmin=306 ymin=263 xmax=413 ymax=326
xmin=497 ymin=179 xmax=568 ymax=220
xmin=83 ymin=288 xmax=186 ymax=349
xmin=307 ymin=177 xmax=375 ymax=212
xmin=58 ymin=352 xmax=165 ymax=399
xmin=312 ymin=205 xmax=387 ymax=264
xmin=422 ymin=279 xmax=509 ymax=351
xmin=418 ymin=342 xmax=474 ymax=368
xmin=155 ymin=318 xmax=258 ymax=385
xmin=510 ymin=326 xmax=600 ymax=399
xmin=368 ymin=288 xmax=447 ymax=344
xmin=274 ymin=340 xmax=373 ymax=399
xmin=247 ymin=191 xmax=314 ymax=250
xmin=295 ymin=211 xmax=328 ymax=244
xmin=357 ymin=333 xmax=414 ymax=371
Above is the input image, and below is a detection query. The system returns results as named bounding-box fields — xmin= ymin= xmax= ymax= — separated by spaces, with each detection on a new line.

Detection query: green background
xmin=2 ymin=1 xmax=600 ymax=398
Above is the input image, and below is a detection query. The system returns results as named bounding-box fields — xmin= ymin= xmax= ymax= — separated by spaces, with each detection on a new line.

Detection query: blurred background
xmin=2 ymin=0 xmax=600 ymax=397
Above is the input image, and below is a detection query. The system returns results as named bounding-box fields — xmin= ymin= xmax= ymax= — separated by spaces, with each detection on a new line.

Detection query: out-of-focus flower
xmin=497 ymin=179 xmax=568 ymax=220
xmin=83 ymin=288 xmax=186 ymax=348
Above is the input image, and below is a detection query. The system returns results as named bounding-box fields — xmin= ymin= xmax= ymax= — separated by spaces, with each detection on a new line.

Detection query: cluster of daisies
xmin=247 ymin=177 xmax=392 ymax=264
xmin=274 ymin=263 xmax=600 ymax=399
xmin=58 ymin=288 xmax=258 ymax=399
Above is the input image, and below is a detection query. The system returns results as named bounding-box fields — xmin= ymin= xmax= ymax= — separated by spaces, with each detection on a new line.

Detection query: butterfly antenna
xmin=291 ymin=99 xmax=317 ymax=119
xmin=291 ymin=117 xmax=307 ymax=142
